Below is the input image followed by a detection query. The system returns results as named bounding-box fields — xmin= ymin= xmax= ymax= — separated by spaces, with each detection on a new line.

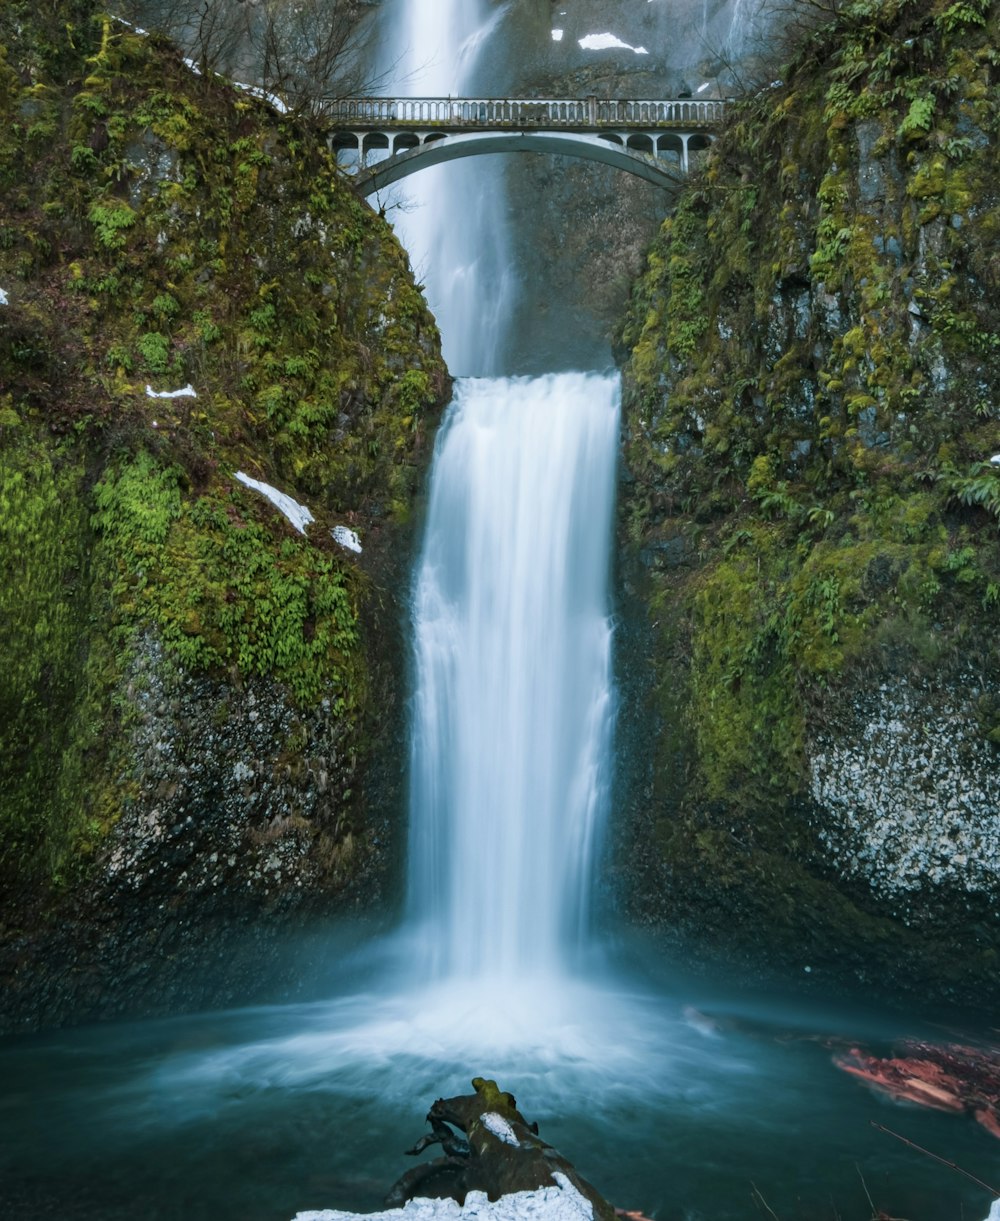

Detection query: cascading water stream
xmin=379 ymin=0 xmax=513 ymax=375
xmin=374 ymin=0 xmax=621 ymax=1004
xmin=407 ymin=374 xmax=618 ymax=985
xmin=726 ymin=0 xmax=754 ymax=59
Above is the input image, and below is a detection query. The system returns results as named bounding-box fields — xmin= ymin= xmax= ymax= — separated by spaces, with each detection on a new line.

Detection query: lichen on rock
xmin=810 ymin=673 xmax=1000 ymax=904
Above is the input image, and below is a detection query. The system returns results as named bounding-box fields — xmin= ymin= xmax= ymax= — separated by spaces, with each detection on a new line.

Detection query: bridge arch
xmin=346 ymin=130 xmax=701 ymax=194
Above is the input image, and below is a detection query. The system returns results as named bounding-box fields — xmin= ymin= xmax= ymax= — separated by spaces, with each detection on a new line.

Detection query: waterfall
xmin=407 ymin=374 xmax=618 ymax=984
xmin=372 ymin=1 xmax=620 ymax=998
xmin=380 ymin=0 xmax=513 ymax=374
xmin=726 ymin=0 xmax=754 ymax=59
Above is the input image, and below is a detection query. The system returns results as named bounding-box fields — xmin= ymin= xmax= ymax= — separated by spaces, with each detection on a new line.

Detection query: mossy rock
xmin=0 ymin=0 xmax=447 ymax=1025
xmin=615 ymin=0 xmax=1000 ymax=1007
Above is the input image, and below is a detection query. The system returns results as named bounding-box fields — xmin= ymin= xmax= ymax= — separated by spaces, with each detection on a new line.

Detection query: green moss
xmin=0 ymin=0 xmax=448 ymax=892
xmin=690 ymin=533 xmax=804 ymax=805
xmin=0 ymin=422 xmax=119 ymax=886
xmin=91 ymin=452 xmax=363 ymax=707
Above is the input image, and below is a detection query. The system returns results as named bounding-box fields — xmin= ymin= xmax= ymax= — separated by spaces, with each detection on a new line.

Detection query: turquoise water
xmin=1 ymin=945 xmax=996 ymax=1221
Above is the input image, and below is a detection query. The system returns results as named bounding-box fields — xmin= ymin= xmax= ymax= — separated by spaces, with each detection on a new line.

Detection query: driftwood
xmin=835 ymin=1038 xmax=1000 ymax=1140
xmin=385 ymin=1077 xmax=616 ymax=1221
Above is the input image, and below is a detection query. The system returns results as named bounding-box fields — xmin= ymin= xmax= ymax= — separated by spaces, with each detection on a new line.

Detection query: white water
xmin=379 ymin=0 xmax=513 ymax=375
xmin=726 ymin=0 xmax=754 ymax=59
xmin=378 ymin=0 xmax=621 ymax=1008
xmin=407 ymin=374 xmax=618 ymax=984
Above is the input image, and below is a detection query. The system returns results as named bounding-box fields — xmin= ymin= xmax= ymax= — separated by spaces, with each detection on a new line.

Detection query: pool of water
xmin=2 ymin=933 xmax=996 ymax=1221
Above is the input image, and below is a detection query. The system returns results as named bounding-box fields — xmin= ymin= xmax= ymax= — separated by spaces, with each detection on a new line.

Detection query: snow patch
xmin=235 ymin=471 xmax=314 ymax=535
xmin=480 ymin=1112 xmax=519 ymax=1146
xmin=117 ymin=16 xmax=287 ymax=111
xmin=0 ymin=288 xmax=8 ymax=305
xmin=990 ymin=454 xmax=1000 ymax=467
xmin=115 ymin=16 xmax=149 ymax=35
xmin=292 ymin=1174 xmax=593 ymax=1221
xmin=235 ymin=80 xmax=289 ymax=114
xmin=332 ymin=525 xmax=363 ymax=554
xmin=551 ymin=29 xmax=564 ymax=41
xmin=146 ymin=384 xmax=196 ymax=399
xmin=578 ymin=33 xmax=648 ymax=54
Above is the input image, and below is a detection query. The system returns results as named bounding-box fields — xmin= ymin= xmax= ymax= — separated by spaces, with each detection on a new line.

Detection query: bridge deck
xmin=324 ymin=96 xmax=725 ymax=131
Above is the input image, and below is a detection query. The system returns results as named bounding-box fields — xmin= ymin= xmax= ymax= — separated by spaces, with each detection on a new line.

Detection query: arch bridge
xmin=324 ymin=96 xmax=725 ymax=194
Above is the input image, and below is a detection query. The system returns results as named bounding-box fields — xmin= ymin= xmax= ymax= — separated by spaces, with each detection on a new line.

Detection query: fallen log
xmin=385 ymin=1077 xmax=616 ymax=1221
xmin=834 ymin=1038 xmax=1000 ymax=1141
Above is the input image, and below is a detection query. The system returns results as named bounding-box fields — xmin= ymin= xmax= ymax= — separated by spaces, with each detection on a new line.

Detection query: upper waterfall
xmin=378 ymin=0 xmax=513 ymax=375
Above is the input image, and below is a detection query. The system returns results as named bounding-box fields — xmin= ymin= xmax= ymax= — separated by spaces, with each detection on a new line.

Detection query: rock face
xmin=0 ymin=1 xmax=447 ymax=1030
xmin=494 ymin=0 xmax=751 ymax=372
xmin=615 ymin=0 xmax=1000 ymax=1004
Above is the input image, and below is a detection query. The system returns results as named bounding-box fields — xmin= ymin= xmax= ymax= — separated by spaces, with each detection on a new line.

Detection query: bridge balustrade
xmin=324 ymin=96 xmax=726 ymax=129
xmin=326 ymin=95 xmax=726 ymax=193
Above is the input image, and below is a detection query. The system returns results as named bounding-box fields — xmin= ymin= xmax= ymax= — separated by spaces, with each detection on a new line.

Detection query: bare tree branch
xmin=116 ymin=0 xmax=386 ymax=117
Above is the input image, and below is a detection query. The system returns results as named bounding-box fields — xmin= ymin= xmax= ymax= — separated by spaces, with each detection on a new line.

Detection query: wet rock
xmin=612 ymin=0 xmax=1000 ymax=1007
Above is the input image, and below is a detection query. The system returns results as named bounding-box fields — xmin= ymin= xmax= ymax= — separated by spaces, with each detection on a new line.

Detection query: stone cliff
xmin=615 ymin=0 xmax=1000 ymax=1006
xmin=0 ymin=0 xmax=448 ymax=1030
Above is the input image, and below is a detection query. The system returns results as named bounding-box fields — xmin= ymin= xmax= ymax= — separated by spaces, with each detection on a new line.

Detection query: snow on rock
xmin=481 ymin=1112 xmax=519 ymax=1147
xmin=146 ymin=383 xmax=196 ymax=399
xmin=578 ymin=33 xmax=648 ymax=54
xmin=235 ymin=471 xmax=314 ymax=535
xmin=0 ymin=288 xmax=8 ymax=305
xmin=809 ymin=675 xmax=1000 ymax=903
xmin=990 ymin=454 xmax=1000 ymax=467
xmin=332 ymin=525 xmax=363 ymax=554
xmin=551 ymin=29 xmax=564 ymax=41
xmin=235 ymin=80 xmax=289 ymax=114
xmin=293 ymin=1175 xmax=593 ymax=1221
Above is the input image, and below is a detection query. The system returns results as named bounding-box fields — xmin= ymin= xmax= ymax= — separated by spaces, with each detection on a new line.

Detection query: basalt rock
xmin=614 ymin=0 xmax=1000 ymax=1006
xmin=0 ymin=0 xmax=447 ymax=1031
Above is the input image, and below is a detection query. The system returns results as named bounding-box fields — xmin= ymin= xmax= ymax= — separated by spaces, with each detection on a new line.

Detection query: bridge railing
xmin=324 ymin=96 xmax=725 ymax=128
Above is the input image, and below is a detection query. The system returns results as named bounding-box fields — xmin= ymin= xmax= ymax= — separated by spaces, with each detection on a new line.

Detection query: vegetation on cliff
xmin=0 ymin=0 xmax=447 ymax=899
xmin=617 ymin=0 xmax=1000 ymax=995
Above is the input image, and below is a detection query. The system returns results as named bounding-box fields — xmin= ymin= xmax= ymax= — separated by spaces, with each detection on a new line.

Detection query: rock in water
xmin=292 ymin=1079 xmax=617 ymax=1221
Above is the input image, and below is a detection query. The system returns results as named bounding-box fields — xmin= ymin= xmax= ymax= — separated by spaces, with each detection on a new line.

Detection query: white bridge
xmin=324 ymin=96 xmax=725 ymax=193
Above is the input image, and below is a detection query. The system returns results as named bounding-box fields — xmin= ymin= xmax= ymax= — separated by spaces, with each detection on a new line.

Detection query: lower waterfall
xmin=406 ymin=373 xmax=619 ymax=984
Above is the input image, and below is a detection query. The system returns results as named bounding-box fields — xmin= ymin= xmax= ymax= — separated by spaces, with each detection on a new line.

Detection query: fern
xmin=898 ymin=95 xmax=936 ymax=140
xmin=938 ymin=464 xmax=1000 ymax=520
